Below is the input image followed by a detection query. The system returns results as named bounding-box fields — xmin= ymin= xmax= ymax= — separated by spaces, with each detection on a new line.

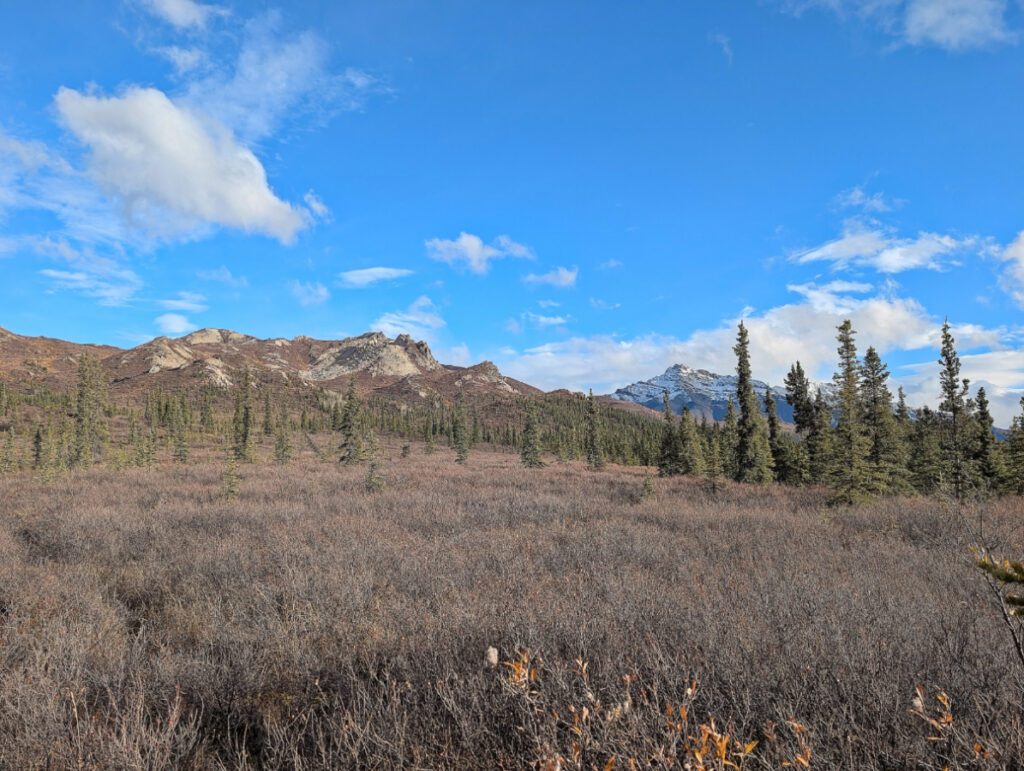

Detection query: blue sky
xmin=1 ymin=0 xmax=1023 ymax=422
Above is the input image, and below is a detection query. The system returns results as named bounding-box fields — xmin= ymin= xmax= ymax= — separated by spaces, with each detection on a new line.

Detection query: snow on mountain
xmin=609 ymin=364 xmax=835 ymax=423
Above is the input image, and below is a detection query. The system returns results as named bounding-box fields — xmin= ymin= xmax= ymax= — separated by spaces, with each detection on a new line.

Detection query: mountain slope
xmin=0 ymin=325 xmax=537 ymax=404
xmin=609 ymin=363 xmax=836 ymax=423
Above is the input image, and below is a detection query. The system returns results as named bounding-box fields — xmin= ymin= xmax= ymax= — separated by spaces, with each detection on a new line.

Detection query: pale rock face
xmin=304 ymin=332 xmax=441 ymax=380
xmin=144 ymin=339 xmax=196 ymax=374
xmin=202 ymin=357 xmax=233 ymax=387
xmin=183 ymin=328 xmax=227 ymax=346
xmin=455 ymin=361 xmax=517 ymax=393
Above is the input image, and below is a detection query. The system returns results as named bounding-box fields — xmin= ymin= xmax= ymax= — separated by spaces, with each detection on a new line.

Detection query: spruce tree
xmin=732 ymin=322 xmax=774 ymax=484
xmin=784 ymin=361 xmax=815 ymax=435
xmin=830 ymin=320 xmax=869 ymax=503
xmin=262 ymin=390 xmax=274 ymax=436
xmin=32 ymin=425 xmax=44 ymax=470
xmin=720 ymin=399 xmax=739 ymax=480
xmin=937 ymin=320 xmax=974 ymax=498
xmin=339 ymin=378 xmax=365 ymax=465
xmin=232 ymin=367 xmax=254 ymax=462
xmin=520 ymin=402 xmax=545 ymax=468
xmin=585 ymin=389 xmax=605 ymax=470
xmin=678 ymin=407 xmax=705 ymax=476
xmin=973 ymin=387 xmax=1003 ymax=492
xmin=764 ymin=390 xmax=786 ymax=483
xmin=72 ymin=353 xmax=107 ymax=467
xmin=1006 ymin=397 xmax=1024 ymax=496
xmin=657 ymin=390 xmax=683 ymax=476
xmin=1 ymin=428 xmax=15 ymax=474
xmin=453 ymin=398 xmax=470 ymax=464
xmin=909 ymin=407 xmax=944 ymax=494
xmin=860 ymin=347 xmax=908 ymax=494
xmin=274 ymin=413 xmax=292 ymax=464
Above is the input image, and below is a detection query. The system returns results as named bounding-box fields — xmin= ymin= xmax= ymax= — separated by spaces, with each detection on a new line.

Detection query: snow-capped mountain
xmin=609 ymin=364 xmax=834 ymax=423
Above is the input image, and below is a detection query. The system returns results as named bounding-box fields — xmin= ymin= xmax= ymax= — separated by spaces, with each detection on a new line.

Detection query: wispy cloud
xmin=1000 ymin=231 xmax=1024 ymax=308
xmin=198 ymin=265 xmax=248 ymax=287
xmin=589 ymin=297 xmax=621 ymax=310
xmin=158 ymin=291 xmax=207 ymax=312
xmin=338 ymin=266 xmax=414 ymax=288
xmin=426 ymin=232 xmax=535 ymax=274
xmin=790 ymin=218 xmax=987 ymax=273
xmin=780 ymin=0 xmax=1015 ymax=52
xmin=140 ymin=0 xmax=229 ymax=30
xmin=709 ymin=32 xmax=734 ymax=65
xmin=288 ymin=280 xmax=330 ymax=306
xmin=524 ymin=266 xmax=578 ymax=288
xmin=834 ymin=185 xmax=898 ymax=213
xmin=183 ymin=12 xmax=383 ymax=144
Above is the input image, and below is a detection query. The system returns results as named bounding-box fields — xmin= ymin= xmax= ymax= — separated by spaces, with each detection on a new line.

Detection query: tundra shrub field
xmin=0 ymin=448 xmax=1022 ymax=769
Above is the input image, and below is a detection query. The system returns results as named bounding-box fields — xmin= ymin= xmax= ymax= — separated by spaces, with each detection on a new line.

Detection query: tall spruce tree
xmin=973 ymin=387 xmax=1003 ymax=492
xmin=657 ymin=390 xmax=683 ymax=476
xmin=937 ymin=320 xmax=974 ymax=498
xmin=721 ymin=399 xmax=739 ymax=480
xmin=830 ymin=320 xmax=869 ymax=503
xmin=732 ymin=322 xmax=774 ymax=484
xmin=1006 ymin=397 xmax=1024 ymax=495
xmin=764 ymin=390 xmax=787 ymax=483
xmin=72 ymin=353 xmax=107 ymax=467
xmin=678 ymin=407 xmax=705 ymax=476
xmin=453 ymin=398 xmax=470 ymax=464
xmin=784 ymin=362 xmax=815 ymax=435
xmin=585 ymin=389 xmax=605 ymax=470
xmin=860 ymin=347 xmax=908 ymax=495
xmin=232 ymin=367 xmax=254 ymax=461
xmin=520 ymin=402 xmax=545 ymax=468
xmin=339 ymin=378 xmax=365 ymax=465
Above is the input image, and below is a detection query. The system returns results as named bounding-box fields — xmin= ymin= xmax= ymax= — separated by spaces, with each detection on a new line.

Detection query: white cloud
xmin=590 ymin=297 xmax=621 ymax=310
xmin=289 ymin=280 xmax=330 ymax=307
xmin=426 ymin=232 xmax=535 ymax=274
xmin=497 ymin=281 xmax=1008 ymax=403
xmin=782 ymin=0 xmax=1014 ymax=51
xmin=599 ymin=259 xmax=623 ymax=270
xmin=524 ymin=311 xmax=570 ymax=328
xmin=141 ymin=0 xmax=228 ymax=30
xmin=198 ymin=265 xmax=248 ymax=287
xmin=1000 ymin=231 xmax=1024 ymax=308
xmin=791 ymin=218 xmax=984 ymax=273
xmin=55 ymin=86 xmax=309 ymax=244
xmin=372 ymin=296 xmax=446 ymax=341
xmin=159 ymin=291 xmax=207 ymax=312
xmin=155 ymin=313 xmax=197 ymax=335
xmin=524 ymin=266 xmax=579 ymax=288
xmin=709 ymin=33 xmax=734 ymax=65
xmin=903 ymin=0 xmax=1012 ymax=50
xmin=338 ymin=266 xmax=414 ymax=288
xmin=537 ymin=299 xmax=561 ymax=308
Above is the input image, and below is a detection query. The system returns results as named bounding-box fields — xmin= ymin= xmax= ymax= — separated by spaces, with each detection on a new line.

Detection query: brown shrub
xmin=0 ymin=448 xmax=1021 ymax=768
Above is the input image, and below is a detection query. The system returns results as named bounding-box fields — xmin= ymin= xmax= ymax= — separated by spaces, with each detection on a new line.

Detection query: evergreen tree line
xmin=652 ymin=319 xmax=1024 ymax=502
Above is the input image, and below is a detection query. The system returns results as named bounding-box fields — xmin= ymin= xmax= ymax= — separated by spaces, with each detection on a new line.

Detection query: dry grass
xmin=0 ymin=445 xmax=1022 ymax=769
